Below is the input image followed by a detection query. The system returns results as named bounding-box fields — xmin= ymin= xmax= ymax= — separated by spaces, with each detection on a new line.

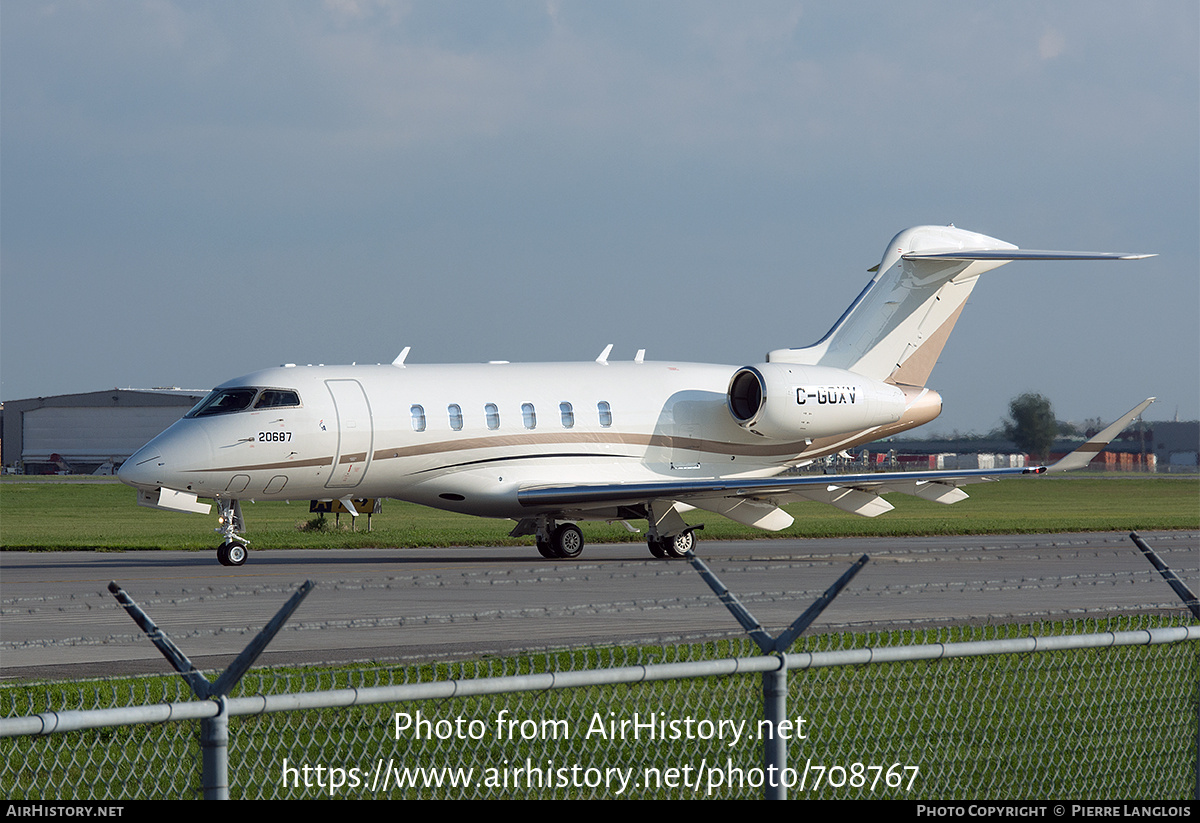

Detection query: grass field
xmin=3 ymin=618 xmax=1195 ymax=799
xmin=1 ymin=474 xmax=1196 ymax=551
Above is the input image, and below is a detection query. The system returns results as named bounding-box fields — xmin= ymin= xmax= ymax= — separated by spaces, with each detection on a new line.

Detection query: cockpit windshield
xmin=186 ymin=387 xmax=300 ymax=417
xmin=255 ymin=389 xmax=301 ymax=409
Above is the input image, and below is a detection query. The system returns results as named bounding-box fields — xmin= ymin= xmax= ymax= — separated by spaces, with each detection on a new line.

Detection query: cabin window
xmin=411 ymin=405 xmax=426 ymax=432
xmin=598 ymin=401 xmax=612 ymax=427
xmin=187 ymin=388 xmax=257 ymax=417
xmin=448 ymin=404 xmax=463 ymax=431
xmin=485 ymin=403 xmax=500 ymax=430
xmin=522 ymin=403 xmax=537 ymax=429
xmin=254 ymin=389 xmax=301 ymax=409
xmin=559 ymin=402 xmax=574 ymax=428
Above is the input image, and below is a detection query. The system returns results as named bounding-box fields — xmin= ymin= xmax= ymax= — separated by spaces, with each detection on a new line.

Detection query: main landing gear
xmin=513 ymin=512 xmax=704 ymax=561
xmin=215 ymin=498 xmax=248 ymax=567
xmin=510 ymin=516 xmax=586 ymax=559
xmin=647 ymin=528 xmax=699 ymax=559
xmin=644 ymin=500 xmax=704 ymax=559
xmin=536 ymin=522 xmax=585 ymax=559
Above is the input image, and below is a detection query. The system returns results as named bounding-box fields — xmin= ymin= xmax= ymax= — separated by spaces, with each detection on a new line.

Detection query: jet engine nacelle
xmin=727 ymin=363 xmax=907 ymax=439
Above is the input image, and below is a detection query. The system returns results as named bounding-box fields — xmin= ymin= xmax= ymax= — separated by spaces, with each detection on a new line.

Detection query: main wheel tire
xmin=552 ymin=524 xmax=584 ymax=558
xmin=647 ymin=536 xmax=668 ymax=558
xmin=536 ymin=538 xmax=557 ymax=559
xmin=664 ymin=530 xmax=695 ymax=559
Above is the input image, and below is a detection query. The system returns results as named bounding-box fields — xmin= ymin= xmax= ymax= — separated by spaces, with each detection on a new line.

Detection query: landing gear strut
xmin=645 ymin=500 xmax=703 ymax=559
xmin=215 ymin=498 xmax=248 ymax=567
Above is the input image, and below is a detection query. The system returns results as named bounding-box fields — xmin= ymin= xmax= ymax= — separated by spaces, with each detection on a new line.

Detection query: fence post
xmin=108 ymin=580 xmax=314 ymax=799
xmin=685 ymin=551 xmax=868 ymax=800
xmin=763 ymin=661 xmax=788 ymax=800
xmin=201 ymin=696 xmax=229 ymax=800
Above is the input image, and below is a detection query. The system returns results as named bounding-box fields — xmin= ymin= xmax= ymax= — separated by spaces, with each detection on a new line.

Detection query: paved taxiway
xmin=2 ymin=531 xmax=1195 ymax=680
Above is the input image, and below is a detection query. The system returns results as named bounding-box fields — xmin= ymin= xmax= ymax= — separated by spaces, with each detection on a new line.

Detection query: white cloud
xmin=1039 ymin=27 xmax=1067 ymax=60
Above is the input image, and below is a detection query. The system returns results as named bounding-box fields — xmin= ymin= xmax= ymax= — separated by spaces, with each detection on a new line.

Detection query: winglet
xmin=596 ymin=344 xmax=613 ymax=365
xmin=1048 ymin=397 xmax=1155 ymax=473
xmin=392 ymin=346 xmax=411 ymax=367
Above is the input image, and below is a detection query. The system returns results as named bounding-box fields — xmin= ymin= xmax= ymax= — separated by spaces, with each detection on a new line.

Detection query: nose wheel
xmin=214 ymin=497 xmax=248 ymax=566
xmin=217 ymin=539 xmax=248 ymax=567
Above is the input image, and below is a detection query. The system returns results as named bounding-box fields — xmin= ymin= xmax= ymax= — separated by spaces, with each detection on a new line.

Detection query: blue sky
xmin=2 ymin=1 xmax=1196 ymax=435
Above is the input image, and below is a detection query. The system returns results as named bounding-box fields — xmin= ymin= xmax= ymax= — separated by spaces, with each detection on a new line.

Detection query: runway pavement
xmin=1 ymin=531 xmax=1195 ymax=680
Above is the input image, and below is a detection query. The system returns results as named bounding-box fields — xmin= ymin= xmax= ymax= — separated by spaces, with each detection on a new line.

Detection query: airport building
xmin=1 ymin=389 xmax=205 ymax=475
xmin=864 ymin=422 xmax=1199 ymax=473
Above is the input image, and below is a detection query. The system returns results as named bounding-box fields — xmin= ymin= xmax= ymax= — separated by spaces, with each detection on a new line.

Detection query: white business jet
xmin=118 ymin=225 xmax=1154 ymax=566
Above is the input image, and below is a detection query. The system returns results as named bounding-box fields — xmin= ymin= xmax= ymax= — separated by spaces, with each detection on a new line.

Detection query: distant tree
xmin=1003 ymin=392 xmax=1058 ymax=461
xmin=1057 ymin=419 xmax=1081 ymax=437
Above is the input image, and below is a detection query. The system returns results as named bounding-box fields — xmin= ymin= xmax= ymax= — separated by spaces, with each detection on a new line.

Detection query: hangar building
xmin=1 ymin=389 xmax=205 ymax=475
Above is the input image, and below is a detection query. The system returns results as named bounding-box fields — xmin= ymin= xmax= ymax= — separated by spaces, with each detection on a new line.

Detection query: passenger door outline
xmin=324 ymin=379 xmax=374 ymax=489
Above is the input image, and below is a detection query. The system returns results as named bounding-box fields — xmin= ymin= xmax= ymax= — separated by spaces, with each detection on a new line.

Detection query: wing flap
xmin=792 ymin=485 xmax=896 ymax=517
xmin=876 ymin=479 xmax=973 ymax=504
xmin=686 ymin=496 xmax=795 ymax=531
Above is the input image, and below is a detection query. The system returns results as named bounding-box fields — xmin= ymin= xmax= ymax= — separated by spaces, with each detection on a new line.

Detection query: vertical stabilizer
xmin=768 ymin=226 xmax=1017 ymax=386
xmin=767 ymin=226 xmax=1152 ymax=387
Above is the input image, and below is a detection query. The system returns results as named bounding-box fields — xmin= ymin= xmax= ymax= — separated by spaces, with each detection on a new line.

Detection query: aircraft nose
xmin=117 ymin=420 xmax=213 ymax=491
xmin=118 ymin=444 xmax=165 ymax=489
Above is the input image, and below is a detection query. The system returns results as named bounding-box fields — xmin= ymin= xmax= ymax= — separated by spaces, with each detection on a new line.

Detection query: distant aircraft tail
xmin=767 ymin=225 xmax=1153 ymax=387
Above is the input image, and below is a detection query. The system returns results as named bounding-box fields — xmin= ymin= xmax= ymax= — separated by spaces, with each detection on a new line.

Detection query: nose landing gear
xmin=215 ymin=498 xmax=249 ymax=567
xmin=217 ymin=540 xmax=248 ymax=566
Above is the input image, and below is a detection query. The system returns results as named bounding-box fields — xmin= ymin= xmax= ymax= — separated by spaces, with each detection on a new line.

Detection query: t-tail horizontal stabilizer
xmin=1048 ymin=397 xmax=1156 ymax=473
xmin=902 ymin=250 xmax=1156 ymax=262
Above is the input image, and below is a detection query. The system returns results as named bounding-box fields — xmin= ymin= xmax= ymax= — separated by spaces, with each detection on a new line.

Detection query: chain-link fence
xmin=3 ymin=614 xmax=1197 ymax=799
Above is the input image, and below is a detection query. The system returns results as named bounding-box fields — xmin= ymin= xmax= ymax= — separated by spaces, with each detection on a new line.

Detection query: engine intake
xmin=727 ymin=363 xmax=908 ymax=440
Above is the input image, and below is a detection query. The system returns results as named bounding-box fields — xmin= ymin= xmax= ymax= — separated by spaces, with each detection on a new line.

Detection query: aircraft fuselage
xmin=118 ymin=359 xmax=924 ymax=521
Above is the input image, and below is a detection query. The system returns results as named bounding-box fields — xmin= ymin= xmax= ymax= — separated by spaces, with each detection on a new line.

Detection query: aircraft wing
xmin=517 ymin=464 xmax=1037 ymax=526
xmin=517 ymin=398 xmax=1155 ymax=529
